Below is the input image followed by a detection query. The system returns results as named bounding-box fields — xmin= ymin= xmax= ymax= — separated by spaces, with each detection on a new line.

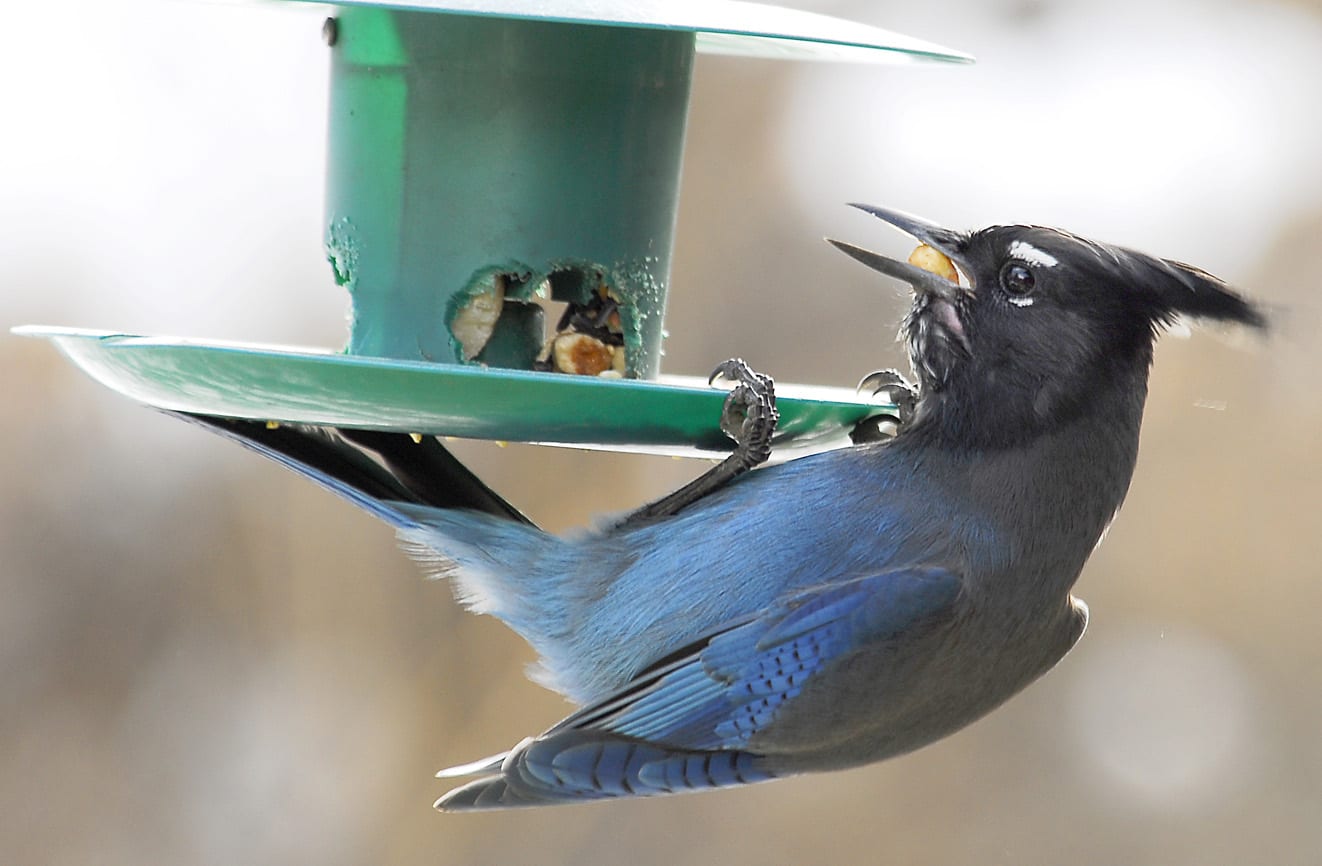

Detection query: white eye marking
xmin=1009 ymin=241 xmax=1058 ymax=268
xmin=1007 ymin=295 xmax=1035 ymax=307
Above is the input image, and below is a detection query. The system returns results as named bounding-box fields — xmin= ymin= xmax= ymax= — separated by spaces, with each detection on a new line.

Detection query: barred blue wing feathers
xmin=435 ymin=566 xmax=962 ymax=810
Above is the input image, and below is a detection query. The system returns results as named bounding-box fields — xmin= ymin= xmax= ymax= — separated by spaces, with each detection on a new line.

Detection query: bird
xmin=175 ymin=204 xmax=1267 ymax=811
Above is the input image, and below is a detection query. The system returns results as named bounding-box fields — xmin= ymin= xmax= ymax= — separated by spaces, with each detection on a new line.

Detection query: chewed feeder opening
xmin=447 ymin=262 xmax=661 ymax=378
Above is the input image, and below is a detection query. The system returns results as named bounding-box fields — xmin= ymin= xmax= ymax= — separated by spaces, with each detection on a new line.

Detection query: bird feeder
xmin=18 ymin=0 xmax=971 ymax=455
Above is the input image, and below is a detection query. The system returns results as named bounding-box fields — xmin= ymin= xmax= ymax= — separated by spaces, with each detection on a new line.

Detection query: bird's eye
xmin=999 ymin=262 xmax=1036 ymax=296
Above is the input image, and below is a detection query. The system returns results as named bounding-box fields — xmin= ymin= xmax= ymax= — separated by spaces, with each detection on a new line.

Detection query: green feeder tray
xmin=16 ymin=326 xmax=891 ymax=456
xmin=20 ymin=0 xmax=970 ymax=454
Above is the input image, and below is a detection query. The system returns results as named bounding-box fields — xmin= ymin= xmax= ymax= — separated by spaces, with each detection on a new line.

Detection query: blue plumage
xmin=174 ymin=207 xmax=1266 ymax=810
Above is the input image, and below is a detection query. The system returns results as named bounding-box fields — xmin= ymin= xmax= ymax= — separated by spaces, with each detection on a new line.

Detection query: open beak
xmin=827 ymin=204 xmax=970 ymax=301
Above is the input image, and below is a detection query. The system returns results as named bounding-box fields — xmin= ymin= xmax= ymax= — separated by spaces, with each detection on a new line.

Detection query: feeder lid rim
xmin=288 ymin=0 xmax=973 ymax=64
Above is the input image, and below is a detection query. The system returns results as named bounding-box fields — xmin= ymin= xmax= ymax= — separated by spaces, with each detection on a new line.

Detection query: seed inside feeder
xmin=536 ymin=283 xmax=628 ymax=376
xmin=551 ymin=332 xmax=617 ymax=376
xmin=452 ymin=274 xmax=506 ymax=360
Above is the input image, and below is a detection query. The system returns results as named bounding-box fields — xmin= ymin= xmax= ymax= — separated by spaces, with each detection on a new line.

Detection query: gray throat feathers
xmin=941 ymin=380 xmax=1145 ymax=607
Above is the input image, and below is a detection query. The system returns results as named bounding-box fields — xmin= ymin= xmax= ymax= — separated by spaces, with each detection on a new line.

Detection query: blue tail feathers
xmin=172 ymin=412 xmax=585 ymax=696
xmin=435 ymin=730 xmax=776 ymax=811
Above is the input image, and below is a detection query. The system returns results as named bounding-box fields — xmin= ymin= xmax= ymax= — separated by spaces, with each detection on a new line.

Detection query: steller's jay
xmin=176 ymin=205 xmax=1267 ymax=810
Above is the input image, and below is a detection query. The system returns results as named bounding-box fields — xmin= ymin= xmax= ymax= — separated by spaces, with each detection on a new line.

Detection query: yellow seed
xmin=552 ymin=332 xmax=615 ymax=376
xmin=452 ymin=275 xmax=505 ymax=360
xmin=908 ymin=244 xmax=959 ymax=283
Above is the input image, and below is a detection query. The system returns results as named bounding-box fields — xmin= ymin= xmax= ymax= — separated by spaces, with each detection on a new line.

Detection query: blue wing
xmin=436 ymin=566 xmax=963 ymax=810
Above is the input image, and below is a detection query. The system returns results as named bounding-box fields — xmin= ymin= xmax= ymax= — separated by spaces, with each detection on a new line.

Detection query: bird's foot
xmin=617 ymin=358 xmax=779 ymax=526
xmin=709 ymin=358 xmax=779 ymax=470
xmin=851 ymin=369 xmax=917 ymax=444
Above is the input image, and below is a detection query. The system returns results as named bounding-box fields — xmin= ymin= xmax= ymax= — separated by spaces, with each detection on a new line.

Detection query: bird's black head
xmin=831 ymin=205 xmax=1267 ymax=448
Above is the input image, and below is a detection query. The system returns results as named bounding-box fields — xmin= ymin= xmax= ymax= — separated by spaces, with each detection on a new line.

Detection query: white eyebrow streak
xmin=1009 ymin=240 xmax=1059 ymax=268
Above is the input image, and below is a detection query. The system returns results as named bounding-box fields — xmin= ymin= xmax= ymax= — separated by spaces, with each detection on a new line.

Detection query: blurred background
xmin=3 ymin=0 xmax=1320 ymax=863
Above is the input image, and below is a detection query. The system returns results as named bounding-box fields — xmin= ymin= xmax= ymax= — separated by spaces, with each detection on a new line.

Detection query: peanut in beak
xmin=908 ymin=244 xmax=959 ymax=284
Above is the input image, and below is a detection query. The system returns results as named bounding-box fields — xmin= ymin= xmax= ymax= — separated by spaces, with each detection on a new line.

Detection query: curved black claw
xmin=850 ymin=369 xmax=917 ymax=444
xmin=708 ymin=358 xmax=779 ymax=467
xmin=858 ymin=369 xmax=917 ymax=425
xmin=617 ymin=358 xmax=779 ymax=526
xmin=850 ymin=414 xmax=901 ymax=445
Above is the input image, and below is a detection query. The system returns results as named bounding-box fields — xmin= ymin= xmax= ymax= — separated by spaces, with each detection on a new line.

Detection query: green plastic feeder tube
xmin=324 ymin=8 xmax=696 ymax=377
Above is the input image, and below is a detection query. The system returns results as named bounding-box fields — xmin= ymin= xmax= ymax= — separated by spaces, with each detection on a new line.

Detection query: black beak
xmin=828 ymin=204 xmax=970 ymax=301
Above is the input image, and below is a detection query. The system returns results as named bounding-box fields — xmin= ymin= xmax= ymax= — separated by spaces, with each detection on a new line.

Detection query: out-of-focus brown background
xmin=4 ymin=1 xmax=1320 ymax=863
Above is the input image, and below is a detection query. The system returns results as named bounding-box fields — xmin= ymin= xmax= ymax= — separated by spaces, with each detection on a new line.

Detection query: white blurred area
xmin=2 ymin=0 xmax=340 ymax=345
xmin=1064 ymin=623 xmax=1262 ymax=812
xmin=781 ymin=0 xmax=1322 ymax=277
xmin=4 ymin=1 xmax=1321 ymax=864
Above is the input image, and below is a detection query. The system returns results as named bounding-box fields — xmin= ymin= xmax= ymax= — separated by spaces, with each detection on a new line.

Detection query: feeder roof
xmin=286 ymin=0 xmax=973 ymax=64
